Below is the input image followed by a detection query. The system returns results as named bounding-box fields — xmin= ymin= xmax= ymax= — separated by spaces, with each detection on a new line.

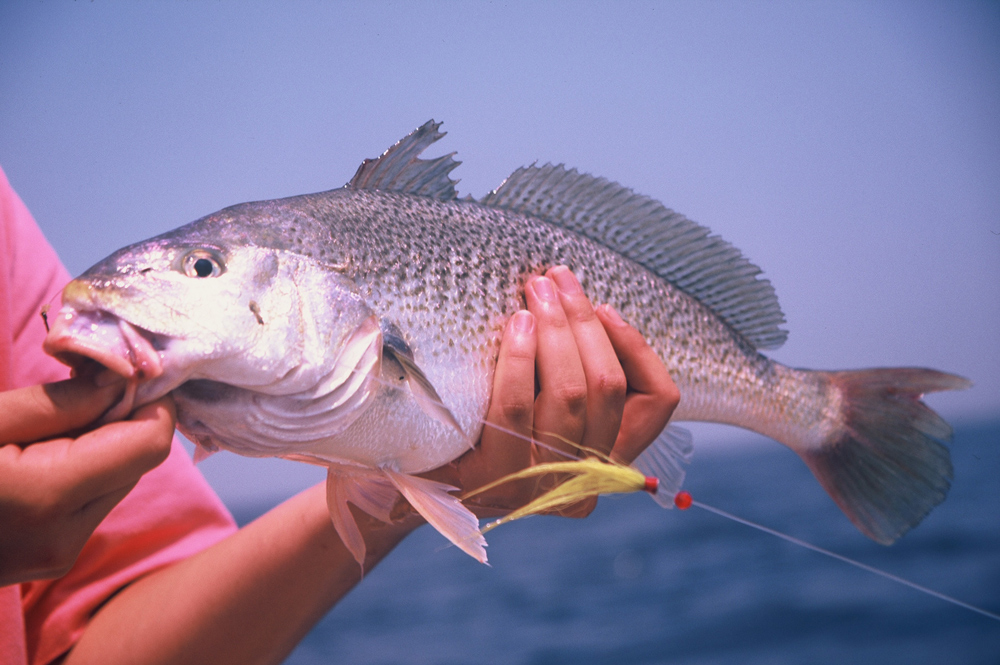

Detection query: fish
xmin=43 ymin=120 xmax=971 ymax=566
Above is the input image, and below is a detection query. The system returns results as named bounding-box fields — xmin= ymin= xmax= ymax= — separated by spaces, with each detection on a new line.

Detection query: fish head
xmin=44 ymin=216 xmax=382 ymax=438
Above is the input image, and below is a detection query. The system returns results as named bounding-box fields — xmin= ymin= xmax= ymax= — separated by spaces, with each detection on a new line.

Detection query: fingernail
xmin=599 ymin=304 xmax=626 ymax=327
xmin=531 ymin=276 xmax=557 ymax=302
xmin=550 ymin=266 xmax=582 ymax=295
xmin=512 ymin=310 xmax=535 ymax=334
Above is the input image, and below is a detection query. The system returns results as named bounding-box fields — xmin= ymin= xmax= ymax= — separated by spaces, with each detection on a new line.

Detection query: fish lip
xmin=43 ymin=306 xmax=166 ymax=382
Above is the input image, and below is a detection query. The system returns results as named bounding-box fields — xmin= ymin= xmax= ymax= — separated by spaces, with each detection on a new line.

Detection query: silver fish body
xmin=44 ymin=121 xmax=969 ymax=562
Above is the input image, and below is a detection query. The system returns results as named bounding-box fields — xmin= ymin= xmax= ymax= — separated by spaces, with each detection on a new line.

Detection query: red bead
xmin=643 ymin=476 xmax=659 ymax=494
xmin=674 ymin=490 xmax=693 ymax=510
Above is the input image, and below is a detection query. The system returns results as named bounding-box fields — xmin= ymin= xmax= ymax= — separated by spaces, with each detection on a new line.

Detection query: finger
xmin=548 ymin=266 xmax=626 ymax=457
xmin=463 ymin=310 xmax=537 ymax=496
xmin=596 ymin=304 xmax=678 ymax=400
xmin=0 ymin=374 xmax=127 ymax=445
xmin=482 ymin=310 xmax=536 ymax=451
xmin=525 ymin=275 xmax=587 ymax=462
xmin=66 ymin=396 xmax=176 ymax=503
xmin=596 ymin=305 xmax=680 ymax=463
xmin=441 ymin=311 xmax=539 ymax=515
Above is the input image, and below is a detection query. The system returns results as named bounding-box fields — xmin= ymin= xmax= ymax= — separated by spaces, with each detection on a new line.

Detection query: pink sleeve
xmin=0 ymin=168 xmax=72 ymax=391
xmin=0 ymin=167 xmax=238 ymax=665
xmin=19 ymin=441 xmax=237 ymax=665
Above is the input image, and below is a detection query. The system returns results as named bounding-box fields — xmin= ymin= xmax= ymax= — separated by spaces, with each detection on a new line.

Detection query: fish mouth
xmin=43 ymin=305 xmax=168 ymax=421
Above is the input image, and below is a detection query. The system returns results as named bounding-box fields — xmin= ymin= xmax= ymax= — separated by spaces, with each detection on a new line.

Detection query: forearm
xmin=66 ymin=483 xmax=421 ymax=665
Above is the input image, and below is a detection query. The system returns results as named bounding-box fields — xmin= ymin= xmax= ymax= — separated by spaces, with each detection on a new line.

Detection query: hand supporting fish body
xmin=44 ymin=121 xmax=969 ymax=565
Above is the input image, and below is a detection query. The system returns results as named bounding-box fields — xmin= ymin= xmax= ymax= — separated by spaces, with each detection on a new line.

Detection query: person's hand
xmin=0 ymin=374 xmax=175 ymax=585
xmin=427 ymin=266 xmax=680 ymax=518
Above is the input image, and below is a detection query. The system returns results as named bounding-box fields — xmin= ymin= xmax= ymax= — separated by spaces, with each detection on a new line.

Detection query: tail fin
xmin=802 ymin=368 xmax=971 ymax=545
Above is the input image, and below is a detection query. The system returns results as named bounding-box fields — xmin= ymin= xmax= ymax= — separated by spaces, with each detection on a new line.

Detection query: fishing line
xmin=361 ymin=367 xmax=588 ymax=464
xmin=431 ymin=392 xmax=1000 ymax=623
xmin=687 ymin=496 xmax=1000 ymax=623
xmin=49 ymin=292 xmax=996 ymax=623
xmin=369 ymin=369 xmax=1000 ymax=622
xmin=321 ymin=364 xmax=1000 ymax=623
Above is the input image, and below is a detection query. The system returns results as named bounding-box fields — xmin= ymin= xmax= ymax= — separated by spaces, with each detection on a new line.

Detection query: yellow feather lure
xmin=464 ymin=457 xmax=659 ymax=534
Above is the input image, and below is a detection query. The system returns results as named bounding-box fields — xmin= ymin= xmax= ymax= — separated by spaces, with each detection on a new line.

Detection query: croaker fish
xmin=44 ymin=121 xmax=970 ymax=565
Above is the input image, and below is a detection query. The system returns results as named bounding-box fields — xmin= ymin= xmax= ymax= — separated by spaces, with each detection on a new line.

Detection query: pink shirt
xmin=0 ymin=168 xmax=237 ymax=665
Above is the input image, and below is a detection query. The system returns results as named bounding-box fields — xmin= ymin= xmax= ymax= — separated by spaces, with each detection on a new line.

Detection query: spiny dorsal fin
xmin=347 ymin=120 xmax=460 ymax=201
xmin=481 ymin=164 xmax=788 ymax=350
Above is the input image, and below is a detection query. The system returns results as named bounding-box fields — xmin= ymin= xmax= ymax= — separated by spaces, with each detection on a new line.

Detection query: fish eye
xmin=182 ymin=250 xmax=225 ymax=278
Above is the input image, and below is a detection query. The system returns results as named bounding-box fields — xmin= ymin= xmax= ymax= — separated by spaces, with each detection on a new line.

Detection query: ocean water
xmin=232 ymin=420 xmax=1000 ymax=665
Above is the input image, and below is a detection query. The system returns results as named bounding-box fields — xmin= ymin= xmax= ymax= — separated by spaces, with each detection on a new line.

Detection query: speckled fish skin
xmin=263 ymin=190 xmax=834 ymax=453
xmin=46 ymin=121 xmax=969 ymax=549
xmin=111 ymin=188 xmax=796 ymax=473
xmin=267 ymin=188 xmax=807 ymax=443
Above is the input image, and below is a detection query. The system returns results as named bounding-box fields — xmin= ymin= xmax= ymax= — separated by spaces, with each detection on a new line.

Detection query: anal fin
xmin=632 ymin=425 xmax=694 ymax=508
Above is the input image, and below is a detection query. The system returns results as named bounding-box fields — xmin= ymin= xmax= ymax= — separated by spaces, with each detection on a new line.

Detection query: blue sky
xmin=1 ymin=1 xmax=997 ymax=506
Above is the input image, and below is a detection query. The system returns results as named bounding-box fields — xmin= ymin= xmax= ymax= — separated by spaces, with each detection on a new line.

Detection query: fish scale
xmin=43 ymin=120 xmax=969 ymax=566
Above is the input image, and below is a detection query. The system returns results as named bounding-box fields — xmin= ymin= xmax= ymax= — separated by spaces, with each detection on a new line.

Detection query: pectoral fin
xmin=382 ymin=325 xmax=465 ymax=439
xmin=383 ymin=468 xmax=487 ymax=564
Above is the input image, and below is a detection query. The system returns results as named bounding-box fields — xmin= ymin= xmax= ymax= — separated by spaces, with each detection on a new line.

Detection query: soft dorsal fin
xmin=481 ymin=164 xmax=788 ymax=350
xmin=347 ymin=120 xmax=460 ymax=201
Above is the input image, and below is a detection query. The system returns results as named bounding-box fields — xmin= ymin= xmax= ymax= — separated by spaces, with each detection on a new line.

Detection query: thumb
xmin=0 ymin=373 xmax=128 ymax=445
xmin=66 ymin=396 xmax=176 ymax=503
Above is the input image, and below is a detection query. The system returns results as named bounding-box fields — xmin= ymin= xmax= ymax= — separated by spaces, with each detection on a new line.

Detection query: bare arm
xmin=66 ymin=483 xmax=419 ymax=665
